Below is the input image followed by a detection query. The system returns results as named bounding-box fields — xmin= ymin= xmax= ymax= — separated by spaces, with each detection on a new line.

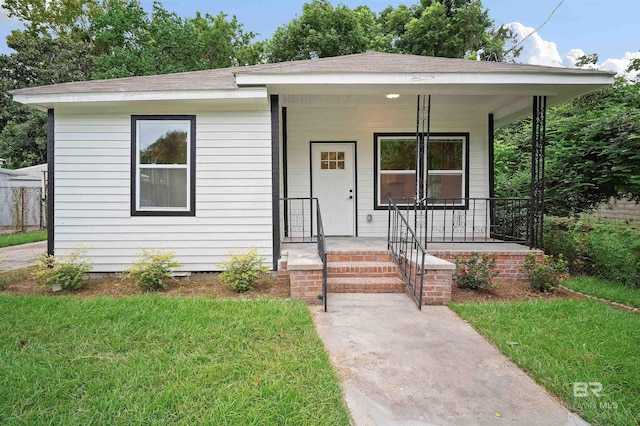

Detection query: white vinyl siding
xmin=285 ymin=101 xmax=488 ymax=237
xmin=53 ymin=105 xmax=272 ymax=272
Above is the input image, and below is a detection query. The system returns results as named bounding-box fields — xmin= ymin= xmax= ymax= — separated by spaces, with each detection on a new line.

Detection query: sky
xmin=1 ymin=0 xmax=639 ymax=75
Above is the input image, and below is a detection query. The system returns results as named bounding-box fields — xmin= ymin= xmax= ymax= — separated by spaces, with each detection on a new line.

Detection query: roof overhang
xmin=10 ymin=87 xmax=269 ymax=112
xmin=236 ymin=71 xmax=613 ymax=126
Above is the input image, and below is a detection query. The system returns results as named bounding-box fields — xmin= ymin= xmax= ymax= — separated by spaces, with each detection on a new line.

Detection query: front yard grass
xmin=0 ymin=296 xmax=350 ymax=425
xmin=0 ymin=230 xmax=46 ymax=248
xmin=562 ymin=276 xmax=640 ymax=308
xmin=450 ymin=299 xmax=639 ymax=426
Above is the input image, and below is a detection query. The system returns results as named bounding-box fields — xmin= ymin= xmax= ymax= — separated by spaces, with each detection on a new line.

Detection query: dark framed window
xmin=374 ymin=132 xmax=469 ymax=209
xmin=131 ymin=115 xmax=196 ymax=216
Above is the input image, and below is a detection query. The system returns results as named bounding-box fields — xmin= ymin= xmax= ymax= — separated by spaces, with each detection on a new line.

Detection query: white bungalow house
xmin=10 ymin=52 xmax=613 ymax=305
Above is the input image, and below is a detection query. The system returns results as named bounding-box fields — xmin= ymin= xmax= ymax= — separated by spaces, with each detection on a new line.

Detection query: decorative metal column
xmin=416 ymin=95 xmax=431 ymax=201
xmin=416 ymin=95 xmax=431 ymax=245
xmin=530 ymin=96 xmax=547 ymax=249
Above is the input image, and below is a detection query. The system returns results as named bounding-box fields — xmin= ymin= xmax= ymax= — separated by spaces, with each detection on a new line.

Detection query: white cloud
xmin=600 ymin=51 xmax=640 ymax=79
xmin=504 ymin=22 xmax=564 ymax=67
xmin=504 ymin=22 xmax=639 ymax=79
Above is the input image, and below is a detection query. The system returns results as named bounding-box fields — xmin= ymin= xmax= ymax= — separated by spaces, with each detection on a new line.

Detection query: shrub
xmin=521 ymin=253 xmax=569 ymax=292
xmin=126 ymin=249 xmax=181 ymax=291
xmin=543 ymin=216 xmax=594 ymax=274
xmin=34 ymin=248 xmax=92 ymax=291
xmin=219 ymin=247 xmax=269 ymax=293
xmin=453 ymin=253 xmax=499 ymax=291
xmin=588 ymin=223 xmax=640 ymax=287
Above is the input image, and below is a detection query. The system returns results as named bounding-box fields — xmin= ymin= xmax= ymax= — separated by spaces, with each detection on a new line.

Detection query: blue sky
xmin=1 ymin=0 xmax=639 ymax=72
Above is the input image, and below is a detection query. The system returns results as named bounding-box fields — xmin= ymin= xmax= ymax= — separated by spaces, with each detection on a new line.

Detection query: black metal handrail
xmin=280 ymin=197 xmax=317 ymax=242
xmin=387 ymin=197 xmax=427 ymax=309
xmin=316 ymin=202 xmax=328 ymax=312
xmin=280 ymin=197 xmax=328 ymax=311
xmin=400 ymin=197 xmax=531 ymax=246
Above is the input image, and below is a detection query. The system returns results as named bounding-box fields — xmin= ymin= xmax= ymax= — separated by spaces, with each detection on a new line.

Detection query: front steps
xmin=281 ymin=247 xmax=456 ymax=305
xmin=326 ymin=251 xmax=405 ymax=293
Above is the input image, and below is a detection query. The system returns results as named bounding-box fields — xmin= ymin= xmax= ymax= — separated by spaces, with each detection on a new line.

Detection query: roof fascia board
xmin=235 ymin=72 xmax=614 ymax=87
xmin=12 ymin=87 xmax=268 ymax=108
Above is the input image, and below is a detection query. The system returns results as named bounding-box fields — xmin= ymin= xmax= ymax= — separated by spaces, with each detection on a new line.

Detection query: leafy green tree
xmin=0 ymin=31 xmax=94 ymax=167
xmin=495 ymin=78 xmax=640 ymax=216
xmin=2 ymin=0 xmax=101 ymax=36
xmin=267 ymin=0 xmax=378 ymax=62
xmin=394 ymin=0 xmax=513 ymax=60
xmin=91 ymin=1 xmax=260 ymax=79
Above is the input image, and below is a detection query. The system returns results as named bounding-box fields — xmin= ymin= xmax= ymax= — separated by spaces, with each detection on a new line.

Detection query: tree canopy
xmin=495 ymin=73 xmax=640 ymax=216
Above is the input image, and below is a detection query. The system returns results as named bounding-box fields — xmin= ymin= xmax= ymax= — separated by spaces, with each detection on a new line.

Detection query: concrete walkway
xmin=311 ymin=294 xmax=588 ymax=426
xmin=0 ymin=241 xmax=46 ymax=271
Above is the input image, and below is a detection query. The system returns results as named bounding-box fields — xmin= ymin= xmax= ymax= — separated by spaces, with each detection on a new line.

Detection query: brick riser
xmin=325 ymin=250 xmax=405 ymax=294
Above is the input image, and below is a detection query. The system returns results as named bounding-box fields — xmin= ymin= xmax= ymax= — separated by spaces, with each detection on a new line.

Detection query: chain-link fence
xmin=0 ymin=186 xmax=45 ymax=234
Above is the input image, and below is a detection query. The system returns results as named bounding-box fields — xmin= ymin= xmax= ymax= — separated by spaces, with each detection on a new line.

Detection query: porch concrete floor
xmin=311 ymin=294 xmax=587 ymax=426
xmin=282 ymin=237 xmax=533 ymax=253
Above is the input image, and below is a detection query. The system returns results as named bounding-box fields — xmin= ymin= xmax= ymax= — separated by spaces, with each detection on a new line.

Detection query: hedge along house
xmin=11 ymin=52 xmax=613 ymax=306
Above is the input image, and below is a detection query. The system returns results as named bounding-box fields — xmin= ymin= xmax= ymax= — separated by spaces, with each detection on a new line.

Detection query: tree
xmin=267 ymin=0 xmax=378 ymax=62
xmin=91 ymin=1 xmax=261 ymax=79
xmin=266 ymin=0 xmax=516 ymax=62
xmin=394 ymin=0 xmax=513 ymax=59
xmin=495 ymin=78 xmax=640 ymax=216
xmin=0 ymin=31 xmax=95 ymax=167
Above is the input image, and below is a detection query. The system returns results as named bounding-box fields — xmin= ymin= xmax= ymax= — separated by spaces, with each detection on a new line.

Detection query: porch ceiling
xmin=278 ymin=81 xmax=606 ymax=127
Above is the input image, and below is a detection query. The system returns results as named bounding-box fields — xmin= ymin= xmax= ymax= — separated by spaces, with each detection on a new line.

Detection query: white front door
xmin=311 ymin=143 xmax=356 ymax=236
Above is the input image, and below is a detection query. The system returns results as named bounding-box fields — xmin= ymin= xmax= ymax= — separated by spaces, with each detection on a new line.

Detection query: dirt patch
xmin=451 ymin=279 xmax=578 ymax=303
xmin=0 ymin=268 xmax=290 ymax=299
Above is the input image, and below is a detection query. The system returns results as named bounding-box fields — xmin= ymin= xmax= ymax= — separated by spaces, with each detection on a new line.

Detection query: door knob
xmin=349 ymin=196 xmax=353 ymax=199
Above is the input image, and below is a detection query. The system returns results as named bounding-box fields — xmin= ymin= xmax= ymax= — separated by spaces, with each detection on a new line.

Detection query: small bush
xmin=454 ymin=253 xmax=499 ymax=291
xmin=34 ymin=248 xmax=92 ymax=291
xmin=543 ymin=216 xmax=594 ymax=274
xmin=588 ymin=223 xmax=640 ymax=287
xmin=219 ymin=247 xmax=269 ymax=293
xmin=126 ymin=249 xmax=181 ymax=291
xmin=521 ymin=253 xmax=569 ymax=292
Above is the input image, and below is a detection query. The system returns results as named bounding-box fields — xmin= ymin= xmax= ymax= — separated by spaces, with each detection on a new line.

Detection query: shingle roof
xmin=10 ymin=51 xmax=613 ymax=97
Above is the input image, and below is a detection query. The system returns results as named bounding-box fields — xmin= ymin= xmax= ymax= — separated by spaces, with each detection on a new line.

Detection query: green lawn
xmin=0 ymin=296 xmax=350 ymax=425
xmin=451 ymin=299 xmax=640 ymax=426
xmin=0 ymin=230 xmax=47 ymax=248
xmin=562 ymin=276 xmax=640 ymax=308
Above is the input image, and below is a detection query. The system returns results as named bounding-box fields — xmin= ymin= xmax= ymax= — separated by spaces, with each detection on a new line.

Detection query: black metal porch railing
xmin=280 ymin=198 xmax=328 ymax=311
xmin=387 ymin=197 xmax=427 ymax=309
xmin=398 ymin=197 xmax=531 ymax=246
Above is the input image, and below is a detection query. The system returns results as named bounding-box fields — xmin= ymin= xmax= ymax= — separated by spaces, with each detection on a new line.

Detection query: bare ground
xmin=0 ymin=267 xmax=290 ymax=299
xmin=1 ymin=267 xmax=576 ymax=303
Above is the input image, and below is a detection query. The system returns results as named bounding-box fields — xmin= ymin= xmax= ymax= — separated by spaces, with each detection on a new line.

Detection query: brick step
xmin=327 ymin=261 xmax=398 ymax=278
xmin=327 ymin=277 xmax=405 ymax=293
xmin=326 ymin=250 xmax=392 ymax=263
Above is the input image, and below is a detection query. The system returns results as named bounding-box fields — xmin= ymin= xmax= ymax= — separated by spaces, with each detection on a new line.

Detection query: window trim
xmin=131 ymin=115 xmax=196 ymax=217
xmin=373 ymin=132 xmax=470 ymax=210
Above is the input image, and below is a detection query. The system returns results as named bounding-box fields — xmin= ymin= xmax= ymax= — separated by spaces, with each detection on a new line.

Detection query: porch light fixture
xmin=386 ymin=94 xmax=400 ymax=99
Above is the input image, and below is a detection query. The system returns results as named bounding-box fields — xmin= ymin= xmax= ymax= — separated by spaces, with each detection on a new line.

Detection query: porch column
xmin=47 ymin=108 xmax=54 ymax=256
xmin=271 ymin=95 xmax=280 ymax=270
xmin=530 ymin=96 xmax=546 ymax=249
xmin=488 ymin=113 xmax=495 ymax=235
